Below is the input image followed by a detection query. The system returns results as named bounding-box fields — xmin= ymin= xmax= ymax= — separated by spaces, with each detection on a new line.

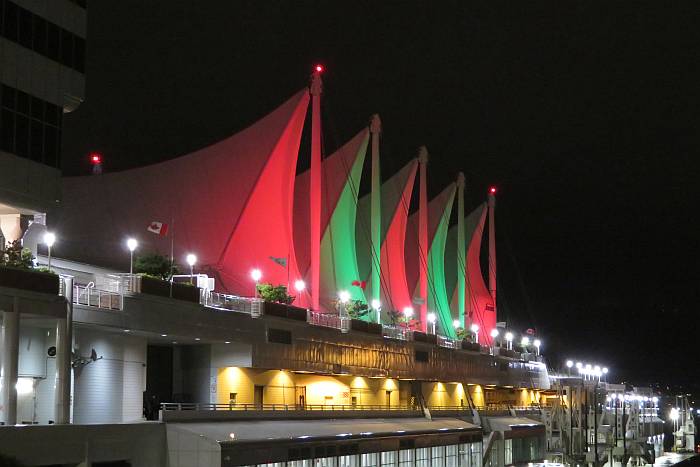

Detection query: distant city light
xmin=294 ymin=280 xmax=306 ymax=292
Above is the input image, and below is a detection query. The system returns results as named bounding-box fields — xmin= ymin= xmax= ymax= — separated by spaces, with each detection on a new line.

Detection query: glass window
xmin=380 ymin=450 xmax=397 ymax=467
xmin=337 ymin=454 xmax=358 ymax=467
xmin=74 ymin=36 xmax=86 ymax=73
xmin=18 ymin=6 xmax=31 ymax=48
xmin=15 ymin=113 xmax=29 ymax=157
xmin=2 ymin=85 xmax=16 ymax=110
xmin=46 ymin=22 xmax=59 ymax=61
xmin=431 ymin=445 xmax=446 ymax=467
xmin=314 ymin=457 xmax=335 ymax=467
xmin=16 ymin=90 xmax=29 ymax=115
xmin=398 ymin=449 xmax=414 ymax=467
xmin=445 ymin=444 xmax=459 ymax=467
xmin=3 ymin=1 xmax=18 ymax=42
xmin=32 ymin=14 xmax=46 ymax=54
xmin=415 ymin=447 xmax=430 ymax=467
xmin=470 ymin=442 xmax=482 ymax=467
xmin=30 ymin=119 xmax=42 ymax=161
xmin=361 ymin=453 xmax=378 ymax=467
xmin=1 ymin=109 xmax=15 ymax=152
xmin=504 ymin=439 xmax=513 ymax=465
xmin=60 ymin=29 xmax=74 ymax=67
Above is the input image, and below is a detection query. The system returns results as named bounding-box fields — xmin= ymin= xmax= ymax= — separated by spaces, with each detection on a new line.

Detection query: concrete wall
xmin=0 ymin=422 xmax=167 ymax=467
xmin=167 ymin=423 xmax=221 ymax=467
xmin=72 ymin=326 xmax=147 ymax=423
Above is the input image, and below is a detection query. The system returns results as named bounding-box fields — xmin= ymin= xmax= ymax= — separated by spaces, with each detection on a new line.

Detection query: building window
xmin=0 ymin=84 xmax=62 ymax=167
xmin=0 ymin=0 xmax=86 ymax=73
xmin=504 ymin=439 xmax=513 ymax=465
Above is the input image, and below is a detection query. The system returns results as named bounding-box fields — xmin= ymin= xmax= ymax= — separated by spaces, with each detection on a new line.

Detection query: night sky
xmin=62 ymin=1 xmax=700 ymax=387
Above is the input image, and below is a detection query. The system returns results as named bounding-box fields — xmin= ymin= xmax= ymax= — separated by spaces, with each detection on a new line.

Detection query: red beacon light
xmin=90 ymin=153 xmax=102 ymax=165
xmin=489 ymin=186 xmax=497 ymax=194
xmin=314 ymin=64 xmax=324 ymax=73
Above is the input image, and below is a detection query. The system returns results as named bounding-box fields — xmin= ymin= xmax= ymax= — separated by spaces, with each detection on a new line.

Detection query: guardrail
xmin=382 ymin=324 xmax=411 ymax=341
xmin=437 ymin=335 xmax=460 ymax=349
xmin=73 ymin=284 xmax=123 ymax=310
xmin=161 ymin=402 xmax=419 ymax=412
xmin=307 ymin=310 xmax=349 ymax=331
xmin=204 ymin=291 xmax=261 ymax=316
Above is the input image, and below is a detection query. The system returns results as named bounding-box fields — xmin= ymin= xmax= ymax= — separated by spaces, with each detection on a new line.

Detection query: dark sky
xmin=63 ymin=1 xmax=700 ymax=386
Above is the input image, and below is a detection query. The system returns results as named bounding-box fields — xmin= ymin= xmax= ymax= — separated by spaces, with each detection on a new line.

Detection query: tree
xmin=256 ymin=283 xmax=294 ymax=304
xmin=134 ymin=253 xmax=178 ymax=280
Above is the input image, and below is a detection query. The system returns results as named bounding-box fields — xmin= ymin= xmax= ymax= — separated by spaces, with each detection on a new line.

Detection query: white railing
xmin=161 ymin=402 xmax=419 ymax=412
xmin=204 ymin=291 xmax=258 ymax=315
xmin=73 ymin=284 xmax=123 ymax=310
xmin=437 ymin=335 xmax=460 ymax=349
xmin=382 ymin=324 xmax=411 ymax=341
xmin=307 ymin=310 xmax=345 ymax=330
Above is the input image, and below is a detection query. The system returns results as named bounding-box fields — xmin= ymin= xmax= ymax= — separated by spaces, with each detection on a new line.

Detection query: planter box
xmin=350 ymin=319 xmax=368 ymax=332
xmin=0 ymin=266 xmax=59 ymax=295
xmin=461 ymin=340 xmax=481 ymax=352
xmin=140 ymin=276 xmax=200 ymax=303
xmin=366 ymin=322 xmax=383 ymax=335
xmin=413 ymin=331 xmax=437 ymax=344
xmin=263 ymin=302 xmax=307 ymax=321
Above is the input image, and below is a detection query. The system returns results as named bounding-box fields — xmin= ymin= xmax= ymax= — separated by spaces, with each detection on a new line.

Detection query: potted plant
xmin=134 ymin=253 xmax=200 ymax=303
xmin=257 ymin=284 xmax=306 ymax=321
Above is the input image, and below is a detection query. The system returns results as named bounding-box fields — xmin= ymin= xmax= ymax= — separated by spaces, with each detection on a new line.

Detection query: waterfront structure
xmin=0 ymin=67 xmax=667 ymax=466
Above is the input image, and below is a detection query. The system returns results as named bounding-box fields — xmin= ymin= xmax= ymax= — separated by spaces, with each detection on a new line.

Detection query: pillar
xmin=309 ymin=67 xmax=323 ymax=311
xmin=417 ymin=147 xmax=429 ymax=331
xmin=0 ymin=214 xmax=22 ymax=245
xmin=369 ymin=114 xmax=382 ymax=322
xmin=456 ymin=173 xmax=466 ymax=327
xmin=1 ymin=297 xmax=20 ymax=425
xmin=55 ymin=276 xmax=73 ymax=423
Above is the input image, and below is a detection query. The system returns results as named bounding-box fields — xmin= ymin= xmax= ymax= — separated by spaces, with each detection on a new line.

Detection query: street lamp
xmin=403 ymin=306 xmax=414 ymax=319
xmin=453 ymin=319 xmax=461 ymax=329
xmin=427 ymin=312 xmax=437 ymax=335
xmin=371 ymin=299 xmax=382 ymax=324
xmin=566 ymin=360 xmax=574 ymax=368
xmin=338 ymin=290 xmax=351 ymax=303
xmin=521 ymin=336 xmax=530 ymax=349
xmin=505 ymin=331 xmax=513 ymax=350
xmin=43 ymin=232 xmax=56 ymax=271
xmin=126 ymin=238 xmax=138 ymax=274
xmin=470 ymin=324 xmax=479 ymax=344
xmin=294 ymin=279 xmax=306 ymax=293
xmin=186 ymin=254 xmax=197 ymax=284
xmin=250 ymin=268 xmax=262 ymax=297
xmin=533 ymin=339 xmax=541 ymax=356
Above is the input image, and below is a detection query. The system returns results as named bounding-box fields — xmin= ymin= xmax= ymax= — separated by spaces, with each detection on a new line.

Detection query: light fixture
xmin=427 ymin=312 xmax=436 ymax=323
xmin=521 ymin=336 xmax=530 ymax=346
xmin=44 ymin=231 xmax=56 ymax=271
xmin=224 ymin=341 xmax=231 ymax=344
xmin=602 ymin=367 xmax=608 ymax=374
xmin=186 ymin=254 xmax=197 ymax=284
xmin=453 ymin=319 xmax=461 ymax=329
xmin=505 ymin=332 xmax=513 ymax=341
xmin=490 ymin=329 xmax=499 ymax=338
xmin=338 ymin=290 xmax=351 ymax=303
xmin=126 ymin=238 xmax=138 ymax=252
xmin=161 ymin=334 xmax=167 ymax=337
xmin=16 ymin=378 xmax=33 ymax=395
xmin=194 ymin=338 xmax=200 ymax=341
xmin=250 ymin=269 xmax=262 ymax=282
xmin=566 ymin=360 xmax=574 ymax=368
xmin=370 ymin=299 xmax=381 ymax=310
xmin=470 ymin=324 xmax=479 ymax=333
xmin=294 ymin=279 xmax=306 ymax=292
xmin=403 ymin=307 xmax=414 ymax=318
xmin=576 ymin=362 xmax=583 ymax=369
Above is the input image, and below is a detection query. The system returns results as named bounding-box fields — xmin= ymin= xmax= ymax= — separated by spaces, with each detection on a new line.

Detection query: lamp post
xmin=470 ymin=323 xmax=479 ymax=344
xmin=251 ymin=269 xmax=262 ymax=297
xmin=521 ymin=336 xmax=530 ymax=354
xmin=371 ymin=299 xmax=381 ymax=324
xmin=186 ymin=254 xmax=197 ymax=284
xmin=126 ymin=238 xmax=138 ymax=274
xmin=505 ymin=332 xmax=513 ymax=350
xmin=533 ymin=339 xmax=541 ymax=356
xmin=294 ymin=279 xmax=306 ymax=293
xmin=43 ymin=232 xmax=56 ymax=271
xmin=427 ymin=312 xmax=436 ymax=335
xmin=566 ymin=360 xmax=574 ymax=376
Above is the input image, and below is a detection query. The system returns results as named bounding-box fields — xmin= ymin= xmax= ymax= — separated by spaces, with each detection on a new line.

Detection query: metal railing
xmin=382 ymin=324 xmax=411 ymax=341
xmin=73 ymin=284 xmax=123 ymax=310
xmin=204 ymin=291 xmax=257 ymax=314
xmin=161 ymin=402 xmax=419 ymax=412
xmin=437 ymin=335 xmax=460 ymax=349
xmin=307 ymin=310 xmax=347 ymax=330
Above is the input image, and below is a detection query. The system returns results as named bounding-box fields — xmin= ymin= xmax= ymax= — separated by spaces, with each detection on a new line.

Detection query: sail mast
xmin=456 ymin=172 xmax=466 ymax=328
xmin=310 ymin=67 xmax=323 ymax=311
xmin=418 ymin=146 xmax=429 ymax=331
xmin=488 ymin=187 xmax=497 ymax=316
xmin=369 ymin=114 xmax=382 ymax=322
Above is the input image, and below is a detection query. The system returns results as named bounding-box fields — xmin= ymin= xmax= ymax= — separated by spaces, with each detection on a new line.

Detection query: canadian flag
xmin=147 ymin=221 xmax=168 ymax=236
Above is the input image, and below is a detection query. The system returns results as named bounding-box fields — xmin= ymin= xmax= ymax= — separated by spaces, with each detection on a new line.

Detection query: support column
xmin=309 ymin=67 xmax=323 ymax=311
xmin=0 ymin=214 xmax=22 ymax=244
xmin=417 ymin=147 xmax=429 ymax=331
xmin=55 ymin=276 xmax=73 ymax=424
xmin=488 ymin=188 xmax=497 ymax=314
xmin=456 ymin=173 xmax=466 ymax=327
xmin=369 ymin=114 xmax=382 ymax=322
xmin=1 ymin=297 xmax=20 ymax=425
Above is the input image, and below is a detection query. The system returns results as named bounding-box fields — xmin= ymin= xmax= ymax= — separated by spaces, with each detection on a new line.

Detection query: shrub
xmin=134 ymin=253 xmax=178 ymax=280
xmin=1 ymin=240 xmax=34 ymax=269
xmin=256 ymin=283 xmax=294 ymax=304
